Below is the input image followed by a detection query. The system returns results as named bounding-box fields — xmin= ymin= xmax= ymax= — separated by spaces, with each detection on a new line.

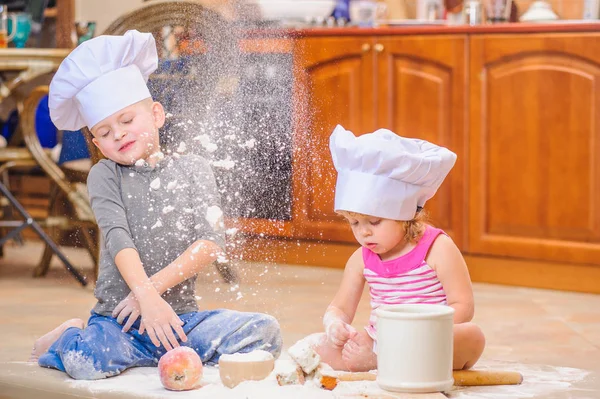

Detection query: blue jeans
xmin=38 ymin=309 xmax=282 ymax=380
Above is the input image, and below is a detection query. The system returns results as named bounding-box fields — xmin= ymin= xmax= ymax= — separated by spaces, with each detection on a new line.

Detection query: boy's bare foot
xmin=341 ymin=331 xmax=377 ymax=372
xmin=28 ymin=319 xmax=85 ymax=362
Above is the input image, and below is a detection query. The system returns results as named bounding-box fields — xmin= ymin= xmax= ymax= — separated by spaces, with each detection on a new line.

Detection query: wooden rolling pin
xmin=321 ymin=370 xmax=523 ymax=390
xmin=452 ymin=370 xmax=523 ymax=386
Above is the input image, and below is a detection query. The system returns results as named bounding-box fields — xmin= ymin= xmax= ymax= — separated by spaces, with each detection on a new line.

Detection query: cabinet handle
xmin=374 ymin=43 xmax=384 ymax=53
xmin=361 ymin=43 xmax=371 ymax=52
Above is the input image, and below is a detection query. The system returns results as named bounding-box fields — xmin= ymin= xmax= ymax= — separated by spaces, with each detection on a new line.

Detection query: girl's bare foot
xmin=310 ymin=332 xmax=349 ymax=371
xmin=28 ymin=319 xmax=85 ymax=362
xmin=341 ymin=330 xmax=377 ymax=372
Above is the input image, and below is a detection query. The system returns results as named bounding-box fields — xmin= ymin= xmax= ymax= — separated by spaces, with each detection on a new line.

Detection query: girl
xmin=313 ymin=125 xmax=485 ymax=373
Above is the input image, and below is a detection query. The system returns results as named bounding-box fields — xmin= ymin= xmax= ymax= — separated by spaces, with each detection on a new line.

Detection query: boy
xmin=29 ymin=30 xmax=282 ymax=380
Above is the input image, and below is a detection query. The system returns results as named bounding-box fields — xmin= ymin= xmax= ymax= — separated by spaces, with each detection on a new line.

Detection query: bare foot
xmin=29 ymin=319 xmax=85 ymax=362
xmin=341 ymin=330 xmax=377 ymax=372
xmin=310 ymin=333 xmax=349 ymax=371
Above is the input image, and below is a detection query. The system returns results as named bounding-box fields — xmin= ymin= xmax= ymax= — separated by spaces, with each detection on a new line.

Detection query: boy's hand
xmin=138 ymin=294 xmax=188 ymax=351
xmin=326 ymin=319 xmax=357 ymax=347
xmin=112 ymin=292 xmax=142 ymax=333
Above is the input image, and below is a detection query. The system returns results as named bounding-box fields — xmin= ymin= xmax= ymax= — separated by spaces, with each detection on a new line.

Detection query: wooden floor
xmin=0 ymin=241 xmax=599 ymax=398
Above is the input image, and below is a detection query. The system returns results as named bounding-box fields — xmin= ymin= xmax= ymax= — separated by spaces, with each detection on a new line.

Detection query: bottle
xmin=331 ymin=0 xmax=350 ymax=21
xmin=0 ymin=4 xmax=10 ymax=48
xmin=418 ymin=0 xmax=445 ymax=20
xmin=583 ymin=0 xmax=599 ymax=19
xmin=464 ymin=0 xmax=483 ymax=24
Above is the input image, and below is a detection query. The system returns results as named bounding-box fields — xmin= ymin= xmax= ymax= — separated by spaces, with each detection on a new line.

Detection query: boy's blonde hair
xmin=338 ymin=209 xmax=429 ymax=244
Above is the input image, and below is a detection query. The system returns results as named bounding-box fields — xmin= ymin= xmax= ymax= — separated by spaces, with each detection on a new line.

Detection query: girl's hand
xmin=112 ymin=292 xmax=143 ymax=333
xmin=326 ymin=319 xmax=357 ymax=347
xmin=138 ymin=294 xmax=187 ymax=351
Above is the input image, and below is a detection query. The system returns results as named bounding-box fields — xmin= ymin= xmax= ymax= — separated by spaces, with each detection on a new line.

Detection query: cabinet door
xmin=377 ymin=36 xmax=467 ymax=248
xmin=293 ymin=37 xmax=376 ymax=242
xmin=469 ymin=34 xmax=600 ymax=265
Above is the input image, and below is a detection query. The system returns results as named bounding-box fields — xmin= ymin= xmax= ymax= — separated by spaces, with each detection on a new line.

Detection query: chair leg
xmin=215 ymin=261 xmax=238 ymax=284
xmin=0 ymin=199 xmax=4 ymax=257
xmin=0 ymin=195 xmax=4 ymax=257
xmin=33 ymin=185 xmax=60 ymax=278
xmin=0 ymin=181 xmax=87 ymax=286
xmin=34 ymin=243 xmax=55 ymax=277
xmin=1 ymin=169 xmax=23 ymax=246
xmin=0 ymin=173 xmax=6 ymax=256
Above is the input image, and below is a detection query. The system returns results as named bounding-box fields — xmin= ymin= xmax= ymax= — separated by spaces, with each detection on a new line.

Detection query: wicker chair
xmin=20 ymin=86 xmax=100 ymax=280
xmin=0 ymin=103 xmax=91 ymax=287
xmin=103 ymin=1 xmax=242 ymax=138
xmin=0 ymin=50 xmax=69 ymax=258
xmin=104 ymin=1 xmax=222 ymax=36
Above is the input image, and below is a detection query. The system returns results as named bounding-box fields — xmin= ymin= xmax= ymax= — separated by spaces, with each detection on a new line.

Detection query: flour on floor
xmin=62 ymin=358 xmax=593 ymax=399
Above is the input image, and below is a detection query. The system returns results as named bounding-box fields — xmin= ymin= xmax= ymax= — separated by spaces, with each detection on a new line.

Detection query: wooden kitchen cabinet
xmin=239 ymin=29 xmax=600 ymax=292
xmin=469 ymin=33 xmax=600 ymax=266
xmin=292 ymin=37 xmax=374 ymax=243
xmin=376 ymin=35 xmax=467 ymax=247
xmin=293 ymin=35 xmax=467 ymax=247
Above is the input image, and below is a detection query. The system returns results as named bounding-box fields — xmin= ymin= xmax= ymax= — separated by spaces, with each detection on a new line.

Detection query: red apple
xmin=158 ymin=346 xmax=203 ymax=391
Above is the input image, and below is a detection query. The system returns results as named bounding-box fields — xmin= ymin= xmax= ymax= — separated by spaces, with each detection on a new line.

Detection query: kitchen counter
xmin=243 ymin=21 xmax=600 ymax=38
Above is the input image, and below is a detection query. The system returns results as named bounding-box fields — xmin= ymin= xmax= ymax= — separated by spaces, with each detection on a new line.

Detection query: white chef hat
xmin=330 ymin=125 xmax=457 ymax=221
xmin=49 ymin=30 xmax=158 ymax=131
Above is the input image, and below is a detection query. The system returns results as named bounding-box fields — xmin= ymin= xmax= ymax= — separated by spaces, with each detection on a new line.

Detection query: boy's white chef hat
xmin=49 ymin=30 xmax=158 ymax=131
xmin=329 ymin=125 xmax=457 ymax=221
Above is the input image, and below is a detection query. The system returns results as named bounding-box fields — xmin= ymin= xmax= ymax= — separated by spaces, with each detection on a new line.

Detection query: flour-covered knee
xmin=253 ymin=314 xmax=283 ymax=357
xmin=62 ymin=347 xmax=117 ymax=380
xmin=212 ymin=312 xmax=283 ymax=361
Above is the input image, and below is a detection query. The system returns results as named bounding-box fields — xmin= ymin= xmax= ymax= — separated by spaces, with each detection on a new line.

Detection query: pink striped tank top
xmin=363 ymin=226 xmax=448 ymax=340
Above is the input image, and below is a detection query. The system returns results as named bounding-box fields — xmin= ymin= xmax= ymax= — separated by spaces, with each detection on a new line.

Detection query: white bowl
xmin=249 ymin=0 xmax=336 ymax=21
xmin=520 ymin=1 xmax=559 ymax=22
xmin=218 ymin=350 xmax=275 ymax=388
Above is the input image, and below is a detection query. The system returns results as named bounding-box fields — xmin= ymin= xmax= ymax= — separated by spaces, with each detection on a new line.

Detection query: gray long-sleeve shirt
xmin=87 ymin=154 xmax=224 ymax=316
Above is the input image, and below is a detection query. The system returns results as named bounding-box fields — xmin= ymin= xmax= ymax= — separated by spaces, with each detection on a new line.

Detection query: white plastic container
xmin=375 ymin=304 xmax=455 ymax=393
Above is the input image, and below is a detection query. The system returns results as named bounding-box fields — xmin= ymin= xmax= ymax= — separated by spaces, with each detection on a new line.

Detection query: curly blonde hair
xmin=338 ymin=208 xmax=429 ymax=244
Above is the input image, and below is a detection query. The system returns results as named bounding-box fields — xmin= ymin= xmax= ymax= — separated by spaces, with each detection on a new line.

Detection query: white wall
xmin=75 ymin=0 xmax=237 ymax=35
xmin=75 ymin=0 xmax=145 ymax=34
